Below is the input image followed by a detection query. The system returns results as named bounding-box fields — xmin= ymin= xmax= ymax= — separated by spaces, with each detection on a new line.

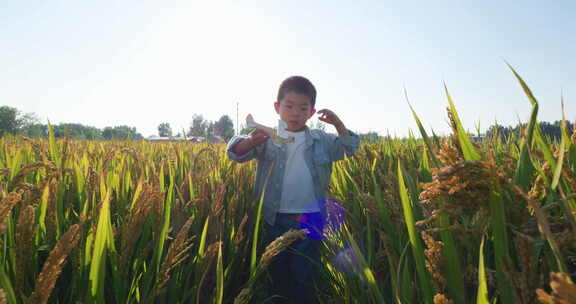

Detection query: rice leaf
xmin=198 ymin=216 xmax=210 ymax=258
xmin=0 ymin=266 xmax=16 ymax=304
xmin=405 ymin=89 xmax=440 ymax=166
xmin=476 ymin=236 xmax=489 ymax=304
xmin=444 ymin=85 xmax=481 ymax=161
xmin=250 ymin=164 xmax=274 ymax=278
xmin=507 ymin=63 xmax=539 ymax=190
xmin=489 ymin=184 xmax=515 ymax=303
xmin=155 ymin=174 xmax=173 ymax=271
xmin=215 ymin=242 xmax=224 ymax=304
xmin=89 ymin=187 xmax=112 ymax=302
xmin=344 ymin=228 xmax=386 ymax=304
xmin=397 ymin=160 xmax=434 ymax=303
xmin=47 ymin=121 xmax=60 ymax=165
xmin=552 ymin=100 xmax=568 ymax=190
xmin=38 ymin=184 xmax=49 ymax=235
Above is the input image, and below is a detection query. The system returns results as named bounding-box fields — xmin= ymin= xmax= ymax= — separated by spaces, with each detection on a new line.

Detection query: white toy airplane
xmin=246 ymin=114 xmax=294 ymax=144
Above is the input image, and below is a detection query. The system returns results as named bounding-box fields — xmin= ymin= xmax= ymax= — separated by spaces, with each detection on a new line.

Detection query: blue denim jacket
xmin=226 ymin=126 xmax=360 ymax=225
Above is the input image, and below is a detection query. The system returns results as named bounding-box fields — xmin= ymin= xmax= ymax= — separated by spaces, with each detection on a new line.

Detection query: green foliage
xmin=188 ymin=114 xmax=208 ymax=137
xmin=215 ymin=115 xmax=235 ymax=141
xmin=102 ymin=125 xmax=143 ymax=140
xmin=0 ymin=106 xmax=20 ymax=136
xmin=486 ymin=121 xmax=575 ymax=142
xmin=158 ymin=122 xmax=172 ymax=137
xmin=359 ymin=131 xmax=380 ymax=143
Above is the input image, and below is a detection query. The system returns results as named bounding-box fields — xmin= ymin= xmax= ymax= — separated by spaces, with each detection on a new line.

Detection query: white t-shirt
xmin=278 ymin=130 xmax=320 ymax=213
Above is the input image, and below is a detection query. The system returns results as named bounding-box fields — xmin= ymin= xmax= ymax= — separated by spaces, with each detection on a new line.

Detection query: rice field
xmin=1 ymin=69 xmax=575 ymax=303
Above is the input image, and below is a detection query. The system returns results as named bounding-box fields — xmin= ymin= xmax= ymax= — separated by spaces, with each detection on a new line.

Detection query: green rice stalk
xmin=405 ymin=90 xmax=440 ymax=166
xmin=489 ymin=184 xmax=515 ymax=303
xmin=371 ymin=160 xmax=403 ymax=301
xmin=88 ymin=185 xmax=113 ymax=303
xmin=437 ymin=213 xmax=465 ymax=304
xmin=444 ymin=85 xmax=481 ymax=161
xmin=215 ymin=242 xmax=224 ymax=304
xmin=0 ymin=266 xmax=15 ymax=304
xmin=552 ymin=100 xmax=569 ymax=190
xmin=47 ymin=121 xmax=60 ymax=165
xmin=397 ymin=160 xmax=434 ymax=303
xmin=38 ymin=184 xmax=49 ymax=235
xmin=250 ymin=163 xmax=274 ymax=278
xmin=534 ymin=125 xmax=556 ymax=168
xmin=395 ymin=242 xmax=414 ymax=304
xmin=507 ymin=64 xmax=538 ymax=190
xmin=155 ymin=168 xmax=174 ymax=272
xmin=513 ymin=183 xmax=568 ymax=274
xmin=551 ymin=121 xmax=566 ymax=190
xmin=198 ymin=216 xmax=210 ymax=258
xmin=476 ymin=235 xmax=489 ymax=304
xmin=343 ymin=227 xmax=386 ymax=304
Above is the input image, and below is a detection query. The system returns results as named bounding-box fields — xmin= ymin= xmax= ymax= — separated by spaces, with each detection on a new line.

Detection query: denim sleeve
xmin=226 ymin=135 xmax=266 ymax=163
xmin=323 ymin=130 xmax=361 ymax=162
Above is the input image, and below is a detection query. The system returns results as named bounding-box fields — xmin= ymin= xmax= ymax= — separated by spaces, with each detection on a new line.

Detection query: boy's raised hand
xmin=317 ymin=109 xmax=343 ymax=126
xmin=317 ymin=109 xmax=350 ymax=136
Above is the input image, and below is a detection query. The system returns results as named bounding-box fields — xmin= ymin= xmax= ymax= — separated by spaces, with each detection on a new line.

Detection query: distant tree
xmin=17 ymin=112 xmax=45 ymax=138
xmin=486 ymin=121 xmax=574 ymax=142
xmin=360 ymin=131 xmax=380 ymax=143
xmin=158 ymin=122 xmax=172 ymax=137
xmin=19 ymin=123 xmax=46 ymax=138
xmin=54 ymin=123 xmax=90 ymax=138
xmin=206 ymin=121 xmax=215 ymax=137
xmin=19 ymin=112 xmax=40 ymax=128
xmin=215 ymin=115 xmax=235 ymax=141
xmin=0 ymin=106 xmax=20 ymax=136
xmin=83 ymin=126 xmax=103 ymax=140
xmin=102 ymin=126 xmax=142 ymax=140
xmin=102 ymin=127 xmax=114 ymax=140
xmin=189 ymin=114 xmax=208 ymax=137
xmin=176 ymin=127 xmax=188 ymax=138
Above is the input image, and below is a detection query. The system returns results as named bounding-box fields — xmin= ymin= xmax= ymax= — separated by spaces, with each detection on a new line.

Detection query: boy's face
xmin=274 ymin=91 xmax=316 ymax=132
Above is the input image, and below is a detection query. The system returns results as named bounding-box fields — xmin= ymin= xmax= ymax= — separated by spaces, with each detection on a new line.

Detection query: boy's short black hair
xmin=277 ymin=76 xmax=317 ymax=109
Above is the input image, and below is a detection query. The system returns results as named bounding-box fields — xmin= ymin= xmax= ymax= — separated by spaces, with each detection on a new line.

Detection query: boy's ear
xmin=274 ymin=102 xmax=280 ymax=114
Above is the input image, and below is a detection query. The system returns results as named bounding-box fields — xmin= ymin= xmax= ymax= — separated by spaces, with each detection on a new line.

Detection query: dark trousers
xmin=265 ymin=213 xmax=322 ymax=304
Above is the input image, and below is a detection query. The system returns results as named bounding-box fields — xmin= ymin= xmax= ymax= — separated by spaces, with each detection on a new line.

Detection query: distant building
xmin=146 ymin=135 xmax=204 ymax=142
xmin=190 ymin=137 xmax=205 ymax=143
xmin=471 ymin=135 xmax=485 ymax=143
xmin=145 ymin=135 xmax=224 ymax=143
xmin=207 ymin=134 xmax=225 ymax=143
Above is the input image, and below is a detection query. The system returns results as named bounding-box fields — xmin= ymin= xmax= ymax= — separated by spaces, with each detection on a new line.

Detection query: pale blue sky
xmin=2 ymin=1 xmax=575 ymax=137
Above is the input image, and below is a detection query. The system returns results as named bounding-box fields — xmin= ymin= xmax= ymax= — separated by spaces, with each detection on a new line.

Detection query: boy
xmin=226 ymin=76 xmax=360 ymax=303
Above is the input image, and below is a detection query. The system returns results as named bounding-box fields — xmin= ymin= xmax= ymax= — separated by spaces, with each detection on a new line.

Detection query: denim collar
xmin=304 ymin=126 xmax=321 ymax=147
xmin=275 ymin=126 xmax=320 ymax=148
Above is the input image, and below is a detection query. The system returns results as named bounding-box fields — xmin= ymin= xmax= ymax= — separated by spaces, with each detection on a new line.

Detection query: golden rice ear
xmin=536 ymin=272 xmax=576 ymax=304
